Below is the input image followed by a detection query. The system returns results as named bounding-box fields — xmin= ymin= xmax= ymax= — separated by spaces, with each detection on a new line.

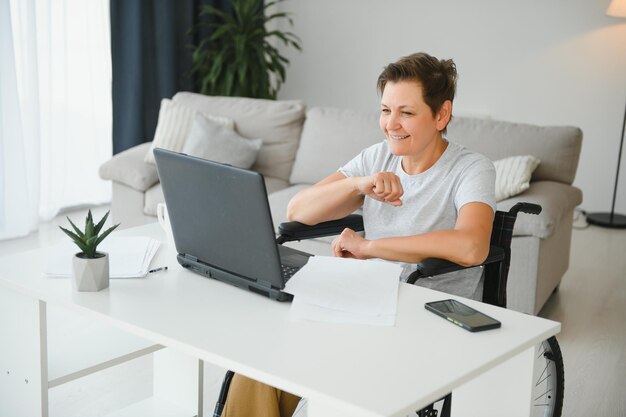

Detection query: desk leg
xmin=153 ymin=348 xmax=203 ymax=416
xmin=453 ymin=345 xmax=535 ymax=417
xmin=0 ymin=287 xmax=48 ymax=417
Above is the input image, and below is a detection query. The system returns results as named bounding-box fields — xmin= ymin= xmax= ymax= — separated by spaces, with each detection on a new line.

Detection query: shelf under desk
xmin=47 ymin=304 xmax=162 ymax=388
xmin=102 ymin=397 xmax=194 ymax=417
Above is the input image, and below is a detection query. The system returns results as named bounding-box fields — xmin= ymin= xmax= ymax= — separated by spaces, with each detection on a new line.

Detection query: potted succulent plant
xmin=59 ymin=210 xmax=119 ymax=292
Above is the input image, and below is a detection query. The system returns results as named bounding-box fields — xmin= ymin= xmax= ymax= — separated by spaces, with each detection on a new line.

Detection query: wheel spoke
xmin=535 ymin=363 xmax=549 ymax=386
xmin=536 ymin=371 xmax=552 ymax=386
xmin=537 ymin=345 xmax=547 ymax=360
xmin=534 ymin=388 xmax=553 ymax=402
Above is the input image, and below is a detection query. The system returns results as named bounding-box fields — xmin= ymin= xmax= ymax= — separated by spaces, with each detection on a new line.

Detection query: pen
xmin=149 ymin=266 xmax=168 ymax=273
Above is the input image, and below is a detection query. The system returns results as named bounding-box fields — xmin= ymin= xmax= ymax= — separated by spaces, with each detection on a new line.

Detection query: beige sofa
xmin=99 ymin=92 xmax=583 ymax=315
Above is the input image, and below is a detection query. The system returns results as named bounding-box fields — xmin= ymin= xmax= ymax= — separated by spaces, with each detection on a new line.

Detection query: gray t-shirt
xmin=338 ymin=139 xmax=496 ymax=300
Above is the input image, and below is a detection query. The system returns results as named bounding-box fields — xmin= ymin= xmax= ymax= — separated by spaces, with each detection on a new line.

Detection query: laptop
xmin=153 ymin=148 xmax=311 ymax=301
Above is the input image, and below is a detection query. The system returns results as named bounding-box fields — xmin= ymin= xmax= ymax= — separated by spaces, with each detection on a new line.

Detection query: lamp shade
xmin=607 ymin=0 xmax=626 ymax=17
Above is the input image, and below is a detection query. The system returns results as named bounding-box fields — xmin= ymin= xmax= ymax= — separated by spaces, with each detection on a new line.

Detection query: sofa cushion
xmin=447 ymin=117 xmax=582 ymax=185
xmin=264 ymin=176 xmax=290 ymax=195
xmin=144 ymin=184 xmax=164 ymax=216
xmin=289 ymin=107 xmax=382 ymax=185
xmin=181 ymin=113 xmax=262 ymax=169
xmin=172 ymin=92 xmax=305 ymax=182
xmin=497 ymin=181 xmax=583 ymax=238
xmin=144 ymin=98 xmax=234 ymax=164
xmin=494 ymin=155 xmax=541 ymax=201
xmin=99 ymin=142 xmax=159 ymax=192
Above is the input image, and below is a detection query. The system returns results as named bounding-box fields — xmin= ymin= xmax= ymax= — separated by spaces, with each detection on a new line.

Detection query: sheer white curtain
xmin=0 ymin=0 xmax=37 ymax=240
xmin=0 ymin=0 xmax=111 ymax=240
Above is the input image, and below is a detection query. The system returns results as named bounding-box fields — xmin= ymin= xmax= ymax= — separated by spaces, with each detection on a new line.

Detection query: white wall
xmin=274 ymin=0 xmax=626 ymax=214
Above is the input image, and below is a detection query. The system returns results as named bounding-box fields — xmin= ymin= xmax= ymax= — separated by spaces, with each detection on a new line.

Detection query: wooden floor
xmin=1 ymin=206 xmax=625 ymax=416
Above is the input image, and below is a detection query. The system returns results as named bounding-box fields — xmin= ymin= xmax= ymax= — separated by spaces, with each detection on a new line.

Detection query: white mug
xmin=156 ymin=203 xmax=174 ymax=244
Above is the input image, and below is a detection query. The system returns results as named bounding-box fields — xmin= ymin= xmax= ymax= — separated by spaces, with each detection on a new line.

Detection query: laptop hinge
xmin=183 ymin=254 xmax=198 ymax=262
xmin=258 ymin=279 xmax=273 ymax=289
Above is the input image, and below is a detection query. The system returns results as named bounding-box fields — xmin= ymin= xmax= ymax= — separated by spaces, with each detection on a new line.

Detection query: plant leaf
xmin=85 ymin=236 xmax=98 ymax=258
xmin=59 ymin=226 xmax=89 ymax=254
xmin=199 ymin=5 xmax=233 ymax=24
xmin=223 ymin=68 xmax=235 ymax=96
xmin=59 ymin=226 xmax=83 ymax=244
xmin=93 ymin=210 xmax=110 ymax=235
xmin=66 ymin=217 xmax=85 ymax=239
xmin=85 ymin=210 xmax=94 ymax=240
xmin=72 ymin=240 xmax=89 ymax=255
xmin=94 ymin=224 xmax=119 ymax=249
xmin=208 ymin=24 xmax=234 ymax=42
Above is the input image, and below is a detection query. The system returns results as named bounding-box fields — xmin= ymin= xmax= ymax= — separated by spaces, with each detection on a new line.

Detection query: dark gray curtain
xmin=110 ymin=0 xmax=232 ymax=154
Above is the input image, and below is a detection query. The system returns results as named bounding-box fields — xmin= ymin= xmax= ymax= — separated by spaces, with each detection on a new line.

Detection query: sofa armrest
xmin=99 ymin=142 xmax=159 ymax=192
xmin=496 ymin=181 xmax=582 ymax=239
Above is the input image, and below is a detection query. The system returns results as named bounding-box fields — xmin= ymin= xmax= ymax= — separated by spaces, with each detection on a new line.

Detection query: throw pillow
xmin=181 ymin=113 xmax=262 ymax=169
xmin=494 ymin=155 xmax=541 ymax=201
xmin=144 ymin=98 xmax=234 ymax=164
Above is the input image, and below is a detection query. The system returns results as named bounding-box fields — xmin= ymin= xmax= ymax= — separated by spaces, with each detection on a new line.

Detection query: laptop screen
xmin=154 ymin=148 xmax=285 ymax=287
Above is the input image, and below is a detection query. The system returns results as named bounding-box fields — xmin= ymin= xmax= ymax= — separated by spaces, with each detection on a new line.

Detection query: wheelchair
xmin=214 ymin=202 xmax=565 ymax=417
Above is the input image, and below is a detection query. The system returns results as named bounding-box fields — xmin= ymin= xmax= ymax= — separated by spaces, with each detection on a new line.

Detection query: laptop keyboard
xmin=281 ymin=264 xmax=301 ymax=282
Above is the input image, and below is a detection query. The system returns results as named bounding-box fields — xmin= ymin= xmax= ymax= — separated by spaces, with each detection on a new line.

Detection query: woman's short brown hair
xmin=377 ymin=52 xmax=457 ymax=120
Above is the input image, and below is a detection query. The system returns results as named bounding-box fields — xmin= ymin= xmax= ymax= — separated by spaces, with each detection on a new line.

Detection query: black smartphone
xmin=425 ymin=299 xmax=501 ymax=332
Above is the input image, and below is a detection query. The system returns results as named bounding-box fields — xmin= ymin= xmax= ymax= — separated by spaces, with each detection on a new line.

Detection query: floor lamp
xmin=586 ymin=0 xmax=626 ymax=228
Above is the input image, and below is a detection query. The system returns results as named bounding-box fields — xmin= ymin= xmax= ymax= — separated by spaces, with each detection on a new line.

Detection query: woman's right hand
xmin=356 ymin=172 xmax=403 ymax=206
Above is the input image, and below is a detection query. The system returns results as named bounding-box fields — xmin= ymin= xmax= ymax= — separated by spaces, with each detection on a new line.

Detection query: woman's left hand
xmin=331 ymin=228 xmax=371 ymax=259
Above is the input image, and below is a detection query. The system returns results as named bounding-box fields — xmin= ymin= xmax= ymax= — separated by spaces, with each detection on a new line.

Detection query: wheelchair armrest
xmin=406 ymin=245 xmax=505 ymax=284
xmin=277 ymin=214 xmax=364 ymax=244
xmin=510 ymin=202 xmax=542 ymax=215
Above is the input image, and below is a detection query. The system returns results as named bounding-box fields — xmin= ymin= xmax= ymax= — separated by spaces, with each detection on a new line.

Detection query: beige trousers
xmin=222 ymin=373 xmax=301 ymax=417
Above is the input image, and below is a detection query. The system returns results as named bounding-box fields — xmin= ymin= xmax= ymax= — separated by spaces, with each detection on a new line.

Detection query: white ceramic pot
xmin=72 ymin=252 xmax=110 ymax=291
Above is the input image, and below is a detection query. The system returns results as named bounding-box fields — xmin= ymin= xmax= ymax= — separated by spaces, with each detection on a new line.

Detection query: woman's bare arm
xmin=287 ymin=171 xmax=405 ymax=225
xmin=286 ymin=172 xmax=364 ymax=225
xmin=331 ymin=202 xmax=494 ymax=266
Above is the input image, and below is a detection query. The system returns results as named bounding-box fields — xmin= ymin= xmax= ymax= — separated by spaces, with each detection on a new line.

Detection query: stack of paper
xmin=45 ymin=237 xmax=161 ymax=278
xmin=284 ymin=256 xmax=401 ymax=326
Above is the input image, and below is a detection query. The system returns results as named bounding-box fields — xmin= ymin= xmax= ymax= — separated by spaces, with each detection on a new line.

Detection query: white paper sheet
xmin=289 ymin=300 xmax=397 ymax=326
xmin=284 ymin=256 xmax=401 ymax=326
xmin=44 ymin=237 xmax=161 ymax=278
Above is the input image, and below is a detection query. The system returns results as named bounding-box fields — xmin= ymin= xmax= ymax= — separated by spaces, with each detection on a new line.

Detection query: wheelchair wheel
xmin=531 ymin=336 xmax=564 ymax=417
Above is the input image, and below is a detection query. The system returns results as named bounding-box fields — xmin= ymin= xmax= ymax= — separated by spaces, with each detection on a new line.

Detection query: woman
xmin=288 ymin=51 xmax=495 ymax=299
xmin=222 ymin=52 xmax=496 ymax=417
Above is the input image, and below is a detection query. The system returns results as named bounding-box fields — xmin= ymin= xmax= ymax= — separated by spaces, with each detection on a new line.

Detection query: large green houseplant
xmin=189 ymin=0 xmax=302 ymax=99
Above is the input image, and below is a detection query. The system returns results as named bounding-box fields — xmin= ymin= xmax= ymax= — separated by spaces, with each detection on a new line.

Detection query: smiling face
xmin=379 ymin=80 xmax=451 ymax=173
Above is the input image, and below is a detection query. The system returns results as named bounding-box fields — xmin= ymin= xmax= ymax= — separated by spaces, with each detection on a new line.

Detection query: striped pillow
xmin=144 ymin=98 xmax=234 ymax=164
xmin=494 ymin=155 xmax=541 ymax=201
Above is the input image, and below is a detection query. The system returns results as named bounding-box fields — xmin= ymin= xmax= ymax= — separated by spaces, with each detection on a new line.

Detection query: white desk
xmin=0 ymin=223 xmax=560 ymax=417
